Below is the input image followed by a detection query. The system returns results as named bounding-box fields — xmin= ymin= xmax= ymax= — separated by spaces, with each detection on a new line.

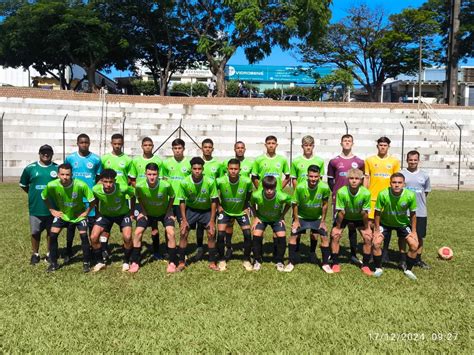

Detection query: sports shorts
xmin=52 ymin=217 xmax=88 ymax=233
xmin=416 ymin=217 xmax=427 ymax=239
xmin=380 ymin=224 xmax=411 ymax=240
xmin=94 ymin=215 xmax=132 ymax=232
xmin=29 ymin=215 xmax=53 ymax=235
xmin=254 ymin=220 xmax=286 ymax=233
xmin=217 ymin=212 xmax=250 ymax=228
xmin=292 ymin=218 xmax=327 ymax=236
xmin=136 ymin=214 xmax=174 ymax=229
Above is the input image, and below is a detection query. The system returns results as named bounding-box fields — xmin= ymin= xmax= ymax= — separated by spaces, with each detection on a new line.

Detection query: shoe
xmin=30 ymin=253 xmax=40 ymax=265
xmin=417 ymin=260 xmax=431 ymax=269
xmin=322 ymin=264 xmax=333 ymax=274
xmin=63 ymin=255 xmax=72 ymax=265
xmin=332 ymin=264 xmax=341 ymax=273
xmin=46 ymin=262 xmax=59 ymax=273
xmin=374 ymin=268 xmax=384 ymax=277
xmin=243 ymin=261 xmax=253 ymax=271
xmin=92 ymin=262 xmax=106 ymax=272
xmin=404 ymin=269 xmax=417 ymax=280
xmin=151 ymin=253 xmax=162 ymax=261
xmin=309 ymin=252 xmax=318 ymax=264
xmin=398 ymin=261 xmax=407 ymax=272
xmin=102 ymin=250 xmax=111 ymax=264
xmin=276 ymin=262 xmax=285 ymax=272
xmin=361 ymin=266 xmax=373 ymax=276
xmin=82 ymin=262 xmax=91 ymax=273
xmin=176 ymin=262 xmax=186 ymax=272
xmin=208 ymin=262 xmax=220 ymax=271
xmin=350 ymin=255 xmax=363 ymax=266
xmin=44 ymin=253 xmax=51 ymax=264
xmin=225 ymin=248 xmax=233 ymax=261
xmin=195 ymin=247 xmax=204 ymax=261
xmin=284 ymin=263 xmax=295 ymax=272
xmin=381 ymin=250 xmax=390 ymax=264
xmin=122 ymin=263 xmax=130 ymax=272
xmin=166 ymin=263 xmax=177 ymax=273
xmin=253 ymin=261 xmax=262 ymax=271
xmin=218 ymin=260 xmax=227 ymax=271
xmin=129 ymin=262 xmax=139 ymax=273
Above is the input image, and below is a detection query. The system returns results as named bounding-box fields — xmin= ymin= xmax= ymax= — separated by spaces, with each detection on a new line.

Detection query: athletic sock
xmin=310 ymin=238 xmax=317 ymax=253
xmin=168 ymin=247 xmax=177 ymax=265
xmin=253 ymin=236 xmax=263 ymax=263
xmin=66 ymin=224 xmax=75 ymax=257
xmin=272 ymin=237 xmax=277 ymax=259
xmin=178 ymin=247 xmax=186 ymax=263
xmin=321 ymin=247 xmax=331 ymax=265
xmin=383 ymin=234 xmax=391 ymax=254
xmin=288 ymin=243 xmax=297 ymax=265
xmin=416 ymin=254 xmax=421 ymax=263
xmin=276 ymin=237 xmax=286 ymax=264
xmin=196 ymin=225 xmax=204 ymax=248
xmin=123 ymin=247 xmax=132 ymax=264
xmin=225 ymin=232 xmax=233 ymax=249
xmin=49 ymin=232 xmax=59 ymax=264
xmin=373 ymin=255 xmax=382 ymax=269
xmin=217 ymin=231 xmax=226 ymax=260
xmin=399 ymin=252 xmax=407 ymax=262
xmin=362 ymin=253 xmax=371 ymax=267
xmin=295 ymin=235 xmax=301 ymax=252
xmin=93 ymin=249 xmax=102 ymax=264
xmin=151 ymin=234 xmax=160 ymax=255
xmin=349 ymin=228 xmax=357 ymax=257
xmin=209 ymin=247 xmax=217 ymax=263
xmin=243 ymin=230 xmax=252 ymax=261
xmin=131 ymin=247 xmax=141 ymax=264
xmin=406 ymin=256 xmax=416 ymax=271
xmin=330 ymin=252 xmax=339 ymax=265
xmin=79 ymin=233 xmax=91 ymax=263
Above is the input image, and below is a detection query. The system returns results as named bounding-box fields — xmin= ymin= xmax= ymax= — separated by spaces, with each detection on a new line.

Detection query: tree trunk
xmin=215 ymin=60 xmax=228 ymax=97
xmin=86 ymin=64 xmax=97 ymax=93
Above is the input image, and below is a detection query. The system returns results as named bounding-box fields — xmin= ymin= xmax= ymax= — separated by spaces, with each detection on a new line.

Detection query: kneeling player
xmin=331 ymin=168 xmax=373 ymax=275
xmin=216 ymin=159 xmax=253 ymax=271
xmin=289 ymin=165 xmax=330 ymax=273
xmin=90 ymin=169 xmax=135 ymax=272
xmin=41 ymin=163 xmax=95 ymax=272
xmin=373 ymin=173 xmax=419 ymax=280
xmin=178 ymin=157 xmax=219 ymax=271
xmin=250 ymin=176 xmax=291 ymax=272
xmin=132 ymin=163 xmax=176 ymax=273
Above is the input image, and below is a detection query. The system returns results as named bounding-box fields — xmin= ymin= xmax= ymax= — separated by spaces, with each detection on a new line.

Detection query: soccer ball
xmin=438 ymin=246 xmax=453 ymax=260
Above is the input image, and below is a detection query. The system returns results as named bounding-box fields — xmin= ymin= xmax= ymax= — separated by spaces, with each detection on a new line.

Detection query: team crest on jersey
xmin=181 ymin=167 xmax=187 ymax=173
xmin=351 ymin=162 xmax=358 ymax=168
xmin=87 ymin=162 xmax=94 ymax=169
xmin=387 ymin=165 xmax=392 ymax=169
xmin=115 ymin=197 xmax=121 ymax=203
xmin=119 ymin=162 xmax=125 ymax=168
xmin=201 ymin=188 xmax=207 ymax=194
xmin=211 ymin=167 xmax=217 ymax=172
xmin=417 ymin=177 xmax=425 ymax=184
xmin=316 ymin=194 xmax=322 ymax=199
xmin=276 ymin=163 xmax=281 ymax=168
xmin=74 ymin=162 xmax=79 ymax=167
xmin=238 ymin=188 xmax=244 ymax=194
xmin=72 ymin=192 xmax=78 ymax=199
xmin=401 ymin=202 xmax=407 ymax=207
xmin=50 ymin=171 xmax=57 ymax=178
xmin=274 ymin=204 xmax=280 ymax=209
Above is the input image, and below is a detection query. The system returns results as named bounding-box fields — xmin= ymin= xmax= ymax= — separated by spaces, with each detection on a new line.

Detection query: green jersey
xmin=335 ymin=185 xmax=371 ymax=221
xmin=375 ymin=188 xmax=417 ymax=228
xmin=290 ymin=155 xmax=325 ymax=184
xmin=129 ymin=155 xmax=163 ymax=185
xmin=92 ymin=183 xmax=135 ymax=217
xmin=216 ymin=175 xmax=253 ymax=217
xmin=251 ymin=154 xmax=289 ymax=189
xmin=292 ymin=181 xmax=330 ymax=220
xmin=223 ymin=158 xmax=254 ymax=178
xmin=19 ymin=161 xmax=58 ymax=216
xmin=178 ymin=175 xmax=218 ymax=211
xmin=161 ymin=157 xmax=191 ymax=205
xmin=251 ymin=190 xmax=291 ymax=223
xmin=41 ymin=179 xmax=95 ymax=223
xmin=203 ymin=158 xmax=222 ymax=180
xmin=135 ymin=179 xmax=174 ymax=217
xmin=101 ymin=153 xmax=132 ymax=187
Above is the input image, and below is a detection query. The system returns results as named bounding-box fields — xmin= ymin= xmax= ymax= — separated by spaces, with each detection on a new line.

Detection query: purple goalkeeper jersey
xmin=327 ymin=155 xmax=365 ymax=213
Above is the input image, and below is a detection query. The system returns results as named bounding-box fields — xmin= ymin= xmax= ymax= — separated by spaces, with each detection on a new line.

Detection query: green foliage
xmin=170 ymin=82 xmax=208 ymax=97
xmin=263 ymin=86 xmax=322 ymax=101
xmin=226 ymin=80 xmax=240 ymax=97
xmin=130 ymin=79 xmax=158 ymax=96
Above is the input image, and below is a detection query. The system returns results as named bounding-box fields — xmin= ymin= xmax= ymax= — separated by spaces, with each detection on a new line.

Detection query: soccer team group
xmin=20 ymin=132 xmax=431 ymax=279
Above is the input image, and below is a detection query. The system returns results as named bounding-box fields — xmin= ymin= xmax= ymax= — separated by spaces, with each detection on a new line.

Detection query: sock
xmin=373 ymin=255 xmax=382 ymax=269
xmin=66 ymin=224 xmax=75 ymax=256
xmin=49 ymin=232 xmax=59 ymax=264
xmin=406 ymin=256 xmax=416 ymax=271
xmin=209 ymin=247 xmax=217 ymax=263
xmin=79 ymin=233 xmax=91 ymax=263
xmin=362 ymin=253 xmax=371 ymax=267
xmin=331 ymin=251 xmax=339 ymax=265
xmin=123 ymin=247 xmax=132 ymax=263
xmin=383 ymin=234 xmax=391 ymax=254
xmin=178 ymin=247 xmax=186 ymax=263
xmin=310 ymin=238 xmax=317 ymax=253
xmin=288 ymin=243 xmax=297 ymax=264
xmin=151 ymin=234 xmax=160 ymax=255
xmin=276 ymin=238 xmax=286 ymax=264
xmin=100 ymin=235 xmax=108 ymax=254
xmin=225 ymin=232 xmax=233 ymax=249
xmin=400 ymin=252 xmax=407 ymax=263
xmin=253 ymin=236 xmax=263 ymax=262
xmin=295 ymin=235 xmax=301 ymax=252
xmin=93 ymin=249 xmax=102 ymax=264
xmin=168 ymin=246 xmax=177 ymax=265
xmin=243 ymin=230 xmax=252 ymax=261
xmin=349 ymin=228 xmax=357 ymax=257
xmin=217 ymin=231 xmax=226 ymax=260
xmin=272 ymin=237 xmax=277 ymax=259
xmin=131 ymin=247 xmax=141 ymax=264
xmin=321 ymin=247 xmax=331 ymax=265
xmin=416 ymin=254 xmax=421 ymax=263
xmin=196 ymin=225 xmax=204 ymax=248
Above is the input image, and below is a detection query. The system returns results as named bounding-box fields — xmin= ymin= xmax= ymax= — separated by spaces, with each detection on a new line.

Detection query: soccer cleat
xmin=129 ymin=262 xmax=140 ymax=273
xmin=404 ymin=269 xmax=417 ymax=280
xmin=44 ymin=253 xmax=51 ymax=264
xmin=218 ymin=260 xmax=227 ymax=271
xmin=398 ymin=261 xmax=407 ymax=272
xmin=253 ymin=261 xmax=262 ymax=271
xmin=242 ymin=261 xmax=253 ymax=272
xmin=122 ymin=263 xmax=130 ymax=272
xmin=361 ymin=266 xmax=373 ymax=276
xmin=92 ymin=262 xmax=106 ymax=272
xmin=417 ymin=260 xmax=431 ymax=269
xmin=322 ymin=264 xmax=333 ymax=274
xmin=176 ymin=262 xmax=186 ymax=272
xmin=381 ymin=250 xmax=390 ymax=264
xmin=332 ymin=264 xmax=341 ymax=273
xmin=374 ymin=268 xmax=384 ymax=277
xmin=46 ymin=262 xmax=59 ymax=273
xmin=166 ymin=263 xmax=177 ymax=273
xmin=63 ymin=255 xmax=72 ymax=265
xmin=283 ymin=263 xmax=295 ymax=273
xmin=276 ymin=262 xmax=285 ymax=272
xmin=208 ymin=262 xmax=220 ymax=271
xmin=350 ymin=255 xmax=363 ymax=266
xmin=30 ymin=254 xmax=41 ymax=265
xmin=82 ymin=262 xmax=91 ymax=273
xmin=102 ymin=250 xmax=111 ymax=264
xmin=309 ymin=252 xmax=318 ymax=264
xmin=195 ymin=247 xmax=204 ymax=261
xmin=224 ymin=248 xmax=233 ymax=261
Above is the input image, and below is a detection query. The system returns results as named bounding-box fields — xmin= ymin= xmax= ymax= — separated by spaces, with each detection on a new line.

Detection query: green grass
xmin=0 ymin=183 xmax=472 ymax=353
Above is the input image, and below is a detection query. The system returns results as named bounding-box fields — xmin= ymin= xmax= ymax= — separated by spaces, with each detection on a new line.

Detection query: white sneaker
xmin=92 ymin=262 xmax=106 ymax=272
xmin=253 ymin=261 xmax=262 ymax=271
xmin=243 ymin=261 xmax=253 ymax=271
xmin=374 ymin=268 xmax=384 ymax=277
xmin=404 ymin=269 xmax=417 ymax=280
xmin=276 ymin=262 xmax=285 ymax=272
xmin=322 ymin=264 xmax=334 ymax=274
xmin=284 ymin=263 xmax=295 ymax=272
xmin=122 ymin=263 xmax=130 ymax=272
xmin=218 ymin=260 xmax=227 ymax=271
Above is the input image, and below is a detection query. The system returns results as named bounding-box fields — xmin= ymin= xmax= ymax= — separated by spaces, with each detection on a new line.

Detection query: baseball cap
xmin=39 ymin=144 xmax=54 ymax=154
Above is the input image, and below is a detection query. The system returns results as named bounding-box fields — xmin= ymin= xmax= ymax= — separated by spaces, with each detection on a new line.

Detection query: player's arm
xmin=335 ymin=210 xmax=345 ymax=229
xmin=251 ymin=175 xmax=259 ymax=189
xmin=19 ymin=168 xmax=30 ymax=193
xmin=282 ymin=158 xmax=290 ymax=188
xmin=42 ymin=197 xmax=62 ymax=218
xmin=282 ymin=174 xmax=290 ymax=189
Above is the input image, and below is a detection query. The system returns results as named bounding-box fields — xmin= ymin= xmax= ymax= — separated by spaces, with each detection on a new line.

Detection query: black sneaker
xmin=195 ymin=247 xmax=204 ymax=261
xmin=30 ymin=254 xmax=41 ymax=265
xmin=398 ymin=261 xmax=407 ymax=271
xmin=417 ymin=260 xmax=431 ymax=269
xmin=225 ymin=248 xmax=233 ymax=261
xmin=63 ymin=255 xmax=72 ymax=265
xmin=46 ymin=262 xmax=60 ymax=273
xmin=83 ymin=262 xmax=91 ymax=273
xmin=102 ymin=250 xmax=111 ymax=264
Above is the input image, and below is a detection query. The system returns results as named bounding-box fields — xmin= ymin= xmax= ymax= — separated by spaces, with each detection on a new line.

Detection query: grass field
xmin=0 ymin=182 xmax=472 ymax=353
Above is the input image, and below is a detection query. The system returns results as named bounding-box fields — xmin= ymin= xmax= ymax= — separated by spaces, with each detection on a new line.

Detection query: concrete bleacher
xmin=0 ymin=89 xmax=473 ymax=187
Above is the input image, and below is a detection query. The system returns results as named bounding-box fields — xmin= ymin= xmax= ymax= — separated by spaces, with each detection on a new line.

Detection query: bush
xmin=170 ymin=82 xmax=208 ymax=97
xmin=131 ymin=79 xmax=158 ymax=95
xmin=263 ymin=86 xmax=322 ymax=101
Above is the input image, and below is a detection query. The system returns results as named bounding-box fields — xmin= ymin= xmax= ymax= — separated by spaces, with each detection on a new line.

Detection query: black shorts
xmin=52 ymin=217 xmax=88 ymax=233
xmin=94 ymin=215 xmax=132 ymax=231
xmin=333 ymin=218 xmax=365 ymax=229
xmin=255 ymin=220 xmax=286 ymax=233
xmin=173 ymin=205 xmax=183 ymax=224
xmin=136 ymin=214 xmax=174 ymax=229
xmin=186 ymin=207 xmax=212 ymax=229
xmin=416 ymin=217 xmax=427 ymax=239
xmin=217 ymin=212 xmax=250 ymax=227
xmin=292 ymin=219 xmax=327 ymax=236
xmin=380 ymin=225 xmax=411 ymax=239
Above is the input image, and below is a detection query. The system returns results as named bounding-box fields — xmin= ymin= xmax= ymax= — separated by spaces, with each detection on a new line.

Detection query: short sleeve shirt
xmin=129 ymin=155 xmax=163 ymax=185
xmin=335 ymin=185 xmax=371 ymax=221
xmin=101 ymin=153 xmax=133 ymax=187
xmin=292 ymin=181 xmax=330 ymax=220
xmin=203 ymin=158 xmax=223 ymax=180
xmin=223 ymin=158 xmax=254 ymax=178
xmin=251 ymin=190 xmax=291 ymax=223
xmin=327 ymin=155 xmax=365 ymax=197
xmin=401 ymin=169 xmax=431 ymax=218
xmin=217 ymin=175 xmax=253 ymax=216
xmin=375 ymin=188 xmax=417 ymax=227
xmin=290 ymin=155 xmax=325 ymax=184
xmin=178 ymin=175 xmax=218 ymax=211
xmin=251 ymin=154 xmax=289 ymax=190
xmin=365 ymin=155 xmax=400 ymax=201
xmin=161 ymin=157 xmax=191 ymax=206
xmin=135 ymin=179 xmax=174 ymax=217
xmin=65 ymin=152 xmax=102 ymax=189
xmin=92 ymin=183 xmax=135 ymax=217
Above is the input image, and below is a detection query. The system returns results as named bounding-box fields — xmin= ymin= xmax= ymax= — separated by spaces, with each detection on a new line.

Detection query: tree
xmin=181 ymin=0 xmax=332 ymax=97
xmin=317 ymin=68 xmax=354 ymax=101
